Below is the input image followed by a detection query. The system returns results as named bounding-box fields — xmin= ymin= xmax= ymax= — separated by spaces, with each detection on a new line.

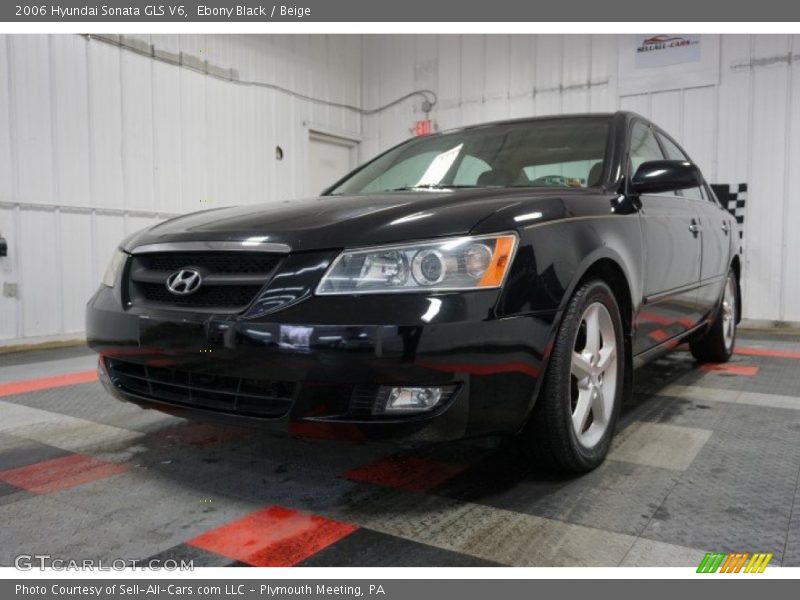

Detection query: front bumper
xmin=87 ymin=285 xmax=556 ymax=443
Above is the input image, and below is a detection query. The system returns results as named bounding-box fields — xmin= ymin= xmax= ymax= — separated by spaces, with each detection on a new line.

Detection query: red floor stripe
xmin=649 ymin=329 xmax=670 ymax=342
xmin=735 ymin=346 xmax=800 ymax=359
xmin=0 ymin=453 xmax=128 ymax=494
xmin=639 ymin=312 xmax=696 ymax=329
xmin=638 ymin=311 xmax=673 ymax=326
xmin=0 ymin=370 xmax=98 ymax=398
xmin=344 ymin=455 xmax=468 ymax=492
xmin=700 ymin=364 xmax=760 ymax=376
xmin=187 ymin=505 xmax=358 ymax=567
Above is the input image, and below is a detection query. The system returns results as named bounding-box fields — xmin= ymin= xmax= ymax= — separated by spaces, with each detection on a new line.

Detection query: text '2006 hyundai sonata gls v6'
xmin=87 ymin=111 xmax=740 ymax=472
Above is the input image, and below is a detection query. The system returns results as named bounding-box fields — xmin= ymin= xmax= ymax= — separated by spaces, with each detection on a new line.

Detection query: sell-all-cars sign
xmin=635 ymin=34 xmax=701 ymax=69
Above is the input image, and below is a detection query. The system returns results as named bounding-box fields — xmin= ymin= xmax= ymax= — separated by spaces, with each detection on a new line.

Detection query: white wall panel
xmin=152 ymin=60 xmax=182 ymax=215
xmin=121 ymin=51 xmax=156 ymax=211
xmin=49 ymin=36 xmax=91 ymax=208
xmin=534 ymin=36 xmax=561 ymax=91
xmin=179 ymin=68 xmax=208 ymax=214
xmin=560 ymin=36 xmax=590 ymax=114
xmin=508 ymin=36 xmax=534 ymax=119
xmin=19 ymin=209 xmax=59 ymax=338
xmin=10 ymin=36 xmax=54 ymax=206
xmin=619 ymin=93 xmax=649 ymax=116
xmin=273 ymin=55 xmax=296 ymax=201
xmin=253 ymin=86 xmax=276 ymax=205
xmin=0 ymin=38 xmax=14 ymax=205
xmin=533 ymin=36 xmax=562 ymax=116
xmin=747 ymin=36 xmax=790 ymax=321
xmin=0 ymin=207 xmax=19 ymax=341
xmin=342 ymin=36 xmax=362 ymax=134
xmin=485 ymin=36 xmax=510 ymax=102
xmin=650 ymin=90 xmax=682 ymax=140
xmin=784 ymin=35 xmax=800 ymax=322
xmin=589 ymin=35 xmax=617 ymax=113
xmin=682 ymin=86 xmax=717 ymax=179
xmin=87 ymin=41 xmax=124 ymax=209
xmin=437 ymin=36 xmax=462 ymax=129
xmin=59 ymin=211 xmax=93 ymax=334
xmin=205 ymin=76 xmax=236 ymax=207
xmin=309 ymin=36 xmax=329 ymax=127
xmin=716 ymin=35 xmax=751 ymax=186
xmin=508 ymin=36 xmax=532 ymax=93
xmin=461 ymin=36 xmax=485 ymax=105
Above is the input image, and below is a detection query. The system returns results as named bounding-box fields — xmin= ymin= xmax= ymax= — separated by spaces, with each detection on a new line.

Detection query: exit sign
xmin=414 ymin=119 xmax=432 ymax=136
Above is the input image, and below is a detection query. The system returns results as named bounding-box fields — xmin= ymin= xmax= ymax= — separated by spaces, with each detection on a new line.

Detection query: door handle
xmin=721 ymin=222 xmax=730 ymax=234
xmin=689 ymin=223 xmax=702 ymax=235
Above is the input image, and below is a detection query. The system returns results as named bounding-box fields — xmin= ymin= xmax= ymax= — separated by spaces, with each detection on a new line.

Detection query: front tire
xmin=520 ymin=279 xmax=625 ymax=473
xmin=689 ymin=268 xmax=737 ymax=363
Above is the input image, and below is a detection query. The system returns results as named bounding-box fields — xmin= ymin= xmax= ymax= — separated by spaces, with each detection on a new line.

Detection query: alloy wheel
xmin=570 ymin=302 xmax=619 ymax=448
xmin=722 ymin=274 xmax=736 ymax=350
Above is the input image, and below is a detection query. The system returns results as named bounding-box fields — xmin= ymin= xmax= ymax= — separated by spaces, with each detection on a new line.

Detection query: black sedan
xmin=86 ymin=111 xmax=740 ymax=472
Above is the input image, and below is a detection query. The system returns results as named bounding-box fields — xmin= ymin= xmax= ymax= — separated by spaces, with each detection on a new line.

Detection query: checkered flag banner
xmin=711 ymin=183 xmax=747 ymax=255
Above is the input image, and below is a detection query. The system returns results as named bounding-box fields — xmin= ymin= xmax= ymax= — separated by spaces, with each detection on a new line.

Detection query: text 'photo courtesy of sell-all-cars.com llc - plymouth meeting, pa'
xmin=86 ymin=111 xmax=740 ymax=474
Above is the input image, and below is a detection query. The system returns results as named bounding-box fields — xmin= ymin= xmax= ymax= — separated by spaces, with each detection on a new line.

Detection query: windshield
xmin=329 ymin=116 xmax=611 ymax=195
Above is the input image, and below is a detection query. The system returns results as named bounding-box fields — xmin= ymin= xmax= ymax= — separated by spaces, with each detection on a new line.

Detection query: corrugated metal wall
xmin=2 ymin=33 xmax=799 ymax=347
xmin=0 ymin=34 xmax=362 ymax=346
xmin=361 ymin=34 xmax=800 ymax=325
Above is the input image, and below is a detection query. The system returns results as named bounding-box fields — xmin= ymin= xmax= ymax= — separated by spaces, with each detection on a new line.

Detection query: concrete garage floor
xmin=1 ymin=331 xmax=799 ymax=568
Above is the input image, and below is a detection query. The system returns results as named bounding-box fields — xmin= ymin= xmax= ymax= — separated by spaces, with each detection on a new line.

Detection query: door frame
xmin=305 ymin=123 xmax=361 ymax=195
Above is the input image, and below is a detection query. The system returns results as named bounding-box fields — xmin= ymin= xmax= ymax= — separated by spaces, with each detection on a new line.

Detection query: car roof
xmin=433 ymin=111 xmax=643 ymax=137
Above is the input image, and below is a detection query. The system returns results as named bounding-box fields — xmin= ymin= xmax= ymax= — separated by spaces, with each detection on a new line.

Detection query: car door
xmin=656 ymin=131 xmax=732 ymax=320
xmin=630 ymin=121 xmax=704 ymax=355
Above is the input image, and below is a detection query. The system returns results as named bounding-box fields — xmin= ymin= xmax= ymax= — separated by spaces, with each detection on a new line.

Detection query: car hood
xmin=123 ymin=188 xmax=601 ymax=253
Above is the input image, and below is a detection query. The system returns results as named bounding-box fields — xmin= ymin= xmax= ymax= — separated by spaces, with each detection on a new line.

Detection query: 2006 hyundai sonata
xmin=87 ymin=111 xmax=740 ymax=472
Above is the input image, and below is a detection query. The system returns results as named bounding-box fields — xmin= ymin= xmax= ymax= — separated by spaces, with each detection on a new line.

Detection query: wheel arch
xmin=574 ymin=258 xmax=634 ymax=338
xmin=521 ymin=250 xmax=637 ymax=430
xmin=556 ymin=249 xmax=637 ymax=337
xmin=564 ymin=253 xmax=635 ymax=408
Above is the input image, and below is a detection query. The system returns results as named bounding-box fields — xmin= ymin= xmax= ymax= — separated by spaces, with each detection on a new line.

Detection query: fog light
xmin=380 ymin=386 xmax=453 ymax=414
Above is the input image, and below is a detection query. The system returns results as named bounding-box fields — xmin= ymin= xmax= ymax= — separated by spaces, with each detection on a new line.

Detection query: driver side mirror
xmin=631 ymin=160 xmax=702 ymax=195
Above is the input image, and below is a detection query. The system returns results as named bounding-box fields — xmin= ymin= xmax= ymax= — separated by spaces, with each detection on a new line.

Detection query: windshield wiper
xmin=386 ymin=184 xmax=481 ymax=192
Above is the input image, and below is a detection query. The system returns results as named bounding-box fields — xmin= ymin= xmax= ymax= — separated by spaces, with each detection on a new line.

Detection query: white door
xmin=308 ymin=133 xmax=356 ymax=196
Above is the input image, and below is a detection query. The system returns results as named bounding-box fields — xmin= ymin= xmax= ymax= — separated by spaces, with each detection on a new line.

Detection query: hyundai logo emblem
xmin=166 ymin=269 xmax=203 ymax=296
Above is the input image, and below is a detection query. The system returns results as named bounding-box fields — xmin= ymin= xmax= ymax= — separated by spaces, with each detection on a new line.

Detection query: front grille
xmin=127 ymin=251 xmax=281 ymax=312
xmin=105 ymin=358 xmax=295 ymax=418
xmin=138 ymin=253 xmax=280 ymax=274
xmin=137 ymin=282 xmax=263 ymax=307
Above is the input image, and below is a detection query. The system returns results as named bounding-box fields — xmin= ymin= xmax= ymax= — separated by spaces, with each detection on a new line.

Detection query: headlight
xmin=101 ymin=249 xmax=128 ymax=288
xmin=316 ymin=233 xmax=518 ymax=295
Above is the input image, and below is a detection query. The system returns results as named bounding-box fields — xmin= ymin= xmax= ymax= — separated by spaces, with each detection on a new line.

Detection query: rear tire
xmin=520 ymin=279 xmax=625 ymax=473
xmin=690 ymin=269 xmax=737 ymax=363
